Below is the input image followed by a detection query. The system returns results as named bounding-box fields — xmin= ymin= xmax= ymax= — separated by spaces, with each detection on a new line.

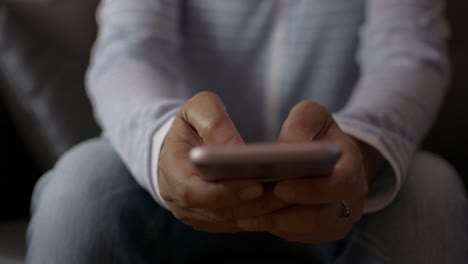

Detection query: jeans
xmin=26 ymin=139 xmax=468 ymax=263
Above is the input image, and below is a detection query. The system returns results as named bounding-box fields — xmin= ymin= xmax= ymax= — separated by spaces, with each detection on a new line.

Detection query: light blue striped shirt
xmin=86 ymin=0 xmax=449 ymax=213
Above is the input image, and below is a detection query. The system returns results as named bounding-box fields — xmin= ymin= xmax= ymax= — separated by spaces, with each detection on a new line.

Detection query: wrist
xmin=352 ymin=138 xmax=387 ymax=184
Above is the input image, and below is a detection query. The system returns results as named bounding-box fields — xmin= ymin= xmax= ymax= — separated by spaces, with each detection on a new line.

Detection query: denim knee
xmin=348 ymin=151 xmax=468 ymax=264
xmin=27 ymin=139 xmax=163 ymax=264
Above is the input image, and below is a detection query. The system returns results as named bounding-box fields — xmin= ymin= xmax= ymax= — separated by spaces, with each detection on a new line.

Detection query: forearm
xmin=86 ymin=0 xmax=187 ymax=197
xmin=335 ymin=0 xmax=450 ymax=213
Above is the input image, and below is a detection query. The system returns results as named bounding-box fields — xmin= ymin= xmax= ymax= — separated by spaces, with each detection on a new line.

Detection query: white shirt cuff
xmin=334 ymin=116 xmax=403 ymax=214
xmin=151 ymin=116 xmax=177 ymax=210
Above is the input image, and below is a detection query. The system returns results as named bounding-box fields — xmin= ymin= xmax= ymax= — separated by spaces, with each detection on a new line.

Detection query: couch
xmin=0 ymin=0 xmax=466 ymax=263
xmin=0 ymin=0 xmax=99 ymax=263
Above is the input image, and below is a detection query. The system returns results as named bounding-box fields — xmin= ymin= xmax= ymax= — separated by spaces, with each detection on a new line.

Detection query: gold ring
xmin=341 ymin=200 xmax=351 ymax=219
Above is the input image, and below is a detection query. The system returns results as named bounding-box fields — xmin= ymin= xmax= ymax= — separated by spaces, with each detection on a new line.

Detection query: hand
xmin=159 ymin=92 xmax=287 ymax=233
xmin=236 ymin=101 xmax=384 ymax=243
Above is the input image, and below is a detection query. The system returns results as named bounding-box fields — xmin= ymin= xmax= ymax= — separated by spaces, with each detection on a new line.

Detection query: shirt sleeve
xmin=151 ymin=116 xmax=176 ymax=210
xmin=334 ymin=0 xmax=450 ymax=213
xmin=86 ymin=0 xmax=188 ymax=204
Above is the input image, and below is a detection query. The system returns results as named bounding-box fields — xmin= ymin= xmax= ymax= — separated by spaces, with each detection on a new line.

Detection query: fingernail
xmin=237 ymin=218 xmax=258 ymax=231
xmin=275 ymin=185 xmax=296 ymax=202
xmin=239 ymin=186 xmax=262 ymax=201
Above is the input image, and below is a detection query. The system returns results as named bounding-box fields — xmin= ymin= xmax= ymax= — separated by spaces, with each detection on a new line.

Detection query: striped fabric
xmin=86 ymin=0 xmax=449 ymax=213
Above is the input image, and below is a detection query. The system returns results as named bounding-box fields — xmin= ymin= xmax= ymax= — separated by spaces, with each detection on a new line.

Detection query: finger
xmin=237 ymin=200 xmax=362 ymax=235
xmin=181 ymin=91 xmax=243 ymax=146
xmin=273 ymin=140 xmax=367 ymax=204
xmin=278 ymin=101 xmax=335 ymax=143
xmin=169 ymin=196 xmax=285 ymax=234
xmin=225 ymin=192 xmax=288 ymax=220
xmin=236 ymin=203 xmax=340 ymax=233
xmin=160 ymin=162 xmax=264 ymax=209
xmin=210 ymin=190 xmax=289 ymax=220
xmin=270 ymin=200 xmax=364 ymax=243
xmin=178 ymin=189 xmax=288 ymax=222
xmin=170 ymin=206 xmax=240 ymax=233
xmin=168 ymin=191 xmax=287 ymax=224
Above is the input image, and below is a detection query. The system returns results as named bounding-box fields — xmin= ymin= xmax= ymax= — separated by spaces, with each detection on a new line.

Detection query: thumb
xmin=278 ymin=101 xmax=335 ymax=143
xmin=180 ymin=91 xmax=243 ymax=146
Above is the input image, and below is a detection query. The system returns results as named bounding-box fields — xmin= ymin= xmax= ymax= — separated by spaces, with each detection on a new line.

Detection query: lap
xmin=28 ymin=139 xmax=468 ymax=264
xmin=345 ymin=151 xmax=468 ymax=264
xmin=28 ymin=138 xmax=330 ymax=263
xmin=28 ymin=139 xmax=167 ymax=263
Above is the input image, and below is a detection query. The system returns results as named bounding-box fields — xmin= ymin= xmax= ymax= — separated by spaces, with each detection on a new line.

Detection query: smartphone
xmin=189 ymin=141 xmax=342 ymax=182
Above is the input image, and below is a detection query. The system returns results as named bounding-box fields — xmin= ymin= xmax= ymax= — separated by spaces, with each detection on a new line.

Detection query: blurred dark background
xmin=0 ymin=0 xmax=100 ymax=219
xmin=422 ymin=0 xmax=468 ymax=188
